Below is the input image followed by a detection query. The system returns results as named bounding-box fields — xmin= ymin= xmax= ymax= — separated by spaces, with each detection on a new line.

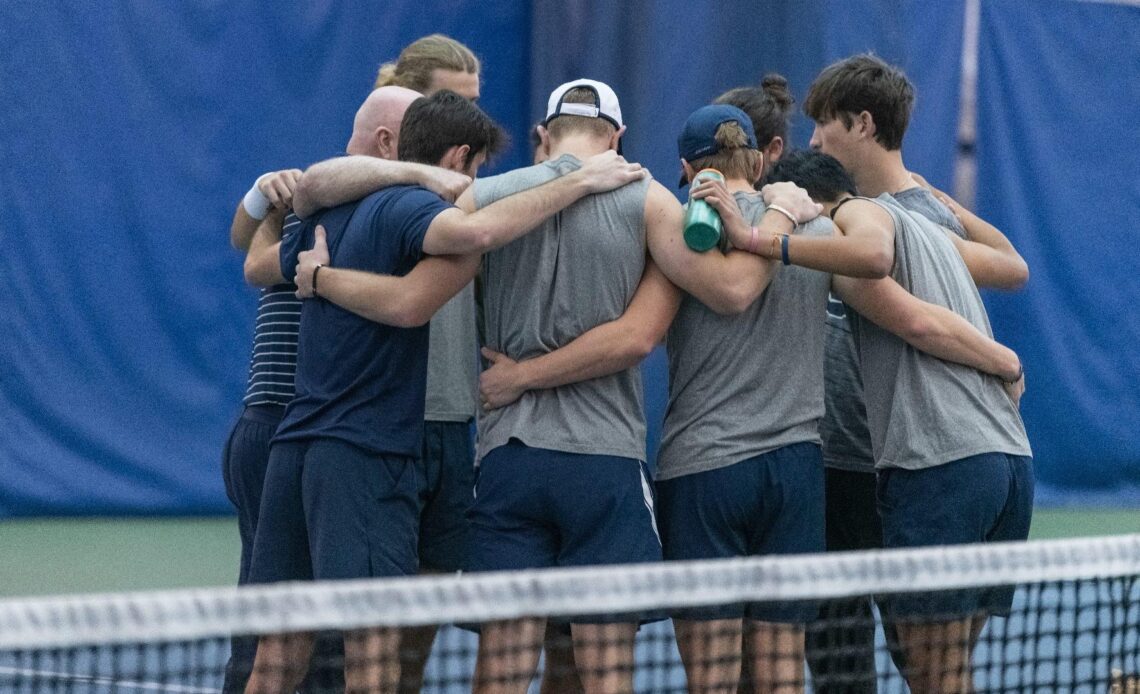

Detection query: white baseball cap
xmin=543 ymin=78 xmax=623 ymax=129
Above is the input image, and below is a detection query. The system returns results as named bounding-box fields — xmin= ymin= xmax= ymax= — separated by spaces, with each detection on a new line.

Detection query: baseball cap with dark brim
xmin=676 ymin=103 xmax=758 ymax=187
xmin=544 ymin=78 xmax=624 ymax=154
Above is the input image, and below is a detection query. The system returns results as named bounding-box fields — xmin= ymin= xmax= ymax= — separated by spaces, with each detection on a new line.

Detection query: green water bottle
xmin=683 ymin=168 xmax=725 ymax=252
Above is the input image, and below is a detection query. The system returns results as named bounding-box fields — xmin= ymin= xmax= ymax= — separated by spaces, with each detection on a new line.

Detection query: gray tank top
xmin=657 ymin=192 xmax=833 ymax=481
xmin=821 ymin=187 xmax=968 ymax=473
xmin=472 ymin=154 xmax=651 ymax=462
xmin=425 ymin=285 xmax=478 ymax=422
xmin=854 ymin=194 xmax=1031 ymax=470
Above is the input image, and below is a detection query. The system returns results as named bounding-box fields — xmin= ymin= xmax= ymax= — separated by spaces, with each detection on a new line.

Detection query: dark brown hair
xmin=715 ymin=73 xmax=794 ymax=148
xmin=804 ymin=54 xmax=914 ymax=151
xmin=398 ymin=90 xmax=506 ymax=168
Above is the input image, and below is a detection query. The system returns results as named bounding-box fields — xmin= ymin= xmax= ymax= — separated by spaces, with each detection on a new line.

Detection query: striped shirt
xmin=242 ymin=214 xmax=302 ymax=407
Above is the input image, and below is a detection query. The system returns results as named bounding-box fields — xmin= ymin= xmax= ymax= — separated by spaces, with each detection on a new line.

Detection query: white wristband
xmin=242 ymin=174 xmax=272 ymax=220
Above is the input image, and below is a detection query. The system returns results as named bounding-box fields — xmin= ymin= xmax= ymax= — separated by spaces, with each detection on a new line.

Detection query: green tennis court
xmin=2 ymin=508 xmax=1136 ymax=598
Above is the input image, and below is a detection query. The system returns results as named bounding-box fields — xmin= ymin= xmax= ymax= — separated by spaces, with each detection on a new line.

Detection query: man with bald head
xmin=221 ymin=85 xmax=469 ymax=694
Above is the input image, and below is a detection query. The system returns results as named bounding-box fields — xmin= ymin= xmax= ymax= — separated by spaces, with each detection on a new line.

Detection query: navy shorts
xmin=467 ymin=440 xmax=661 ymax=621
xmin=877 ymin=452 xmax=1035 ymax=620
xmin=418 ymin=420 xmax=475 ymax=573
xmin=221 ymin=407 xmax=344 ymax=694
xmin=247 ymin=438 xmax=422 ymax=584
xmin=656 ymin=442 xmax=825 ymax=623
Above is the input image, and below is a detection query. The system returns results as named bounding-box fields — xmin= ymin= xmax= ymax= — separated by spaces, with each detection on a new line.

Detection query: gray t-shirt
xmin=425 ymin=285 xmax=478 ymax=422
xmin=821 ymin=187 xmax=967 ymax=472
xmin=472 ymin=154 xmax=651 ymax=462
xmin=657 ymin=192 xmax=834 ymax=481
xmin=853 ymin=194 xmax=1031 ymax=470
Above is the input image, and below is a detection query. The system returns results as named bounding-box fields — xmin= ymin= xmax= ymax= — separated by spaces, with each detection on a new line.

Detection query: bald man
xmin=221 ymin=86 xmax=469 ymax=694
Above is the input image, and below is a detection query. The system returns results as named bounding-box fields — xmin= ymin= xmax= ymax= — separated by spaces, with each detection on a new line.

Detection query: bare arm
xmin=720 ymin=194 xmax=894 ymax=279
xmin=912 ymin=173 xmax=1029 ymax=289
xmin=292 ymin=156 xmax=473 ymax=219
xmin=243 ymin=210 xmax=286 ymax=287
xmin=422 ymin=151 xmax=646 ymax=255
xmin=293 ymin=225 xmax=480 ymax=328
xmin=479 ymin=258 xmax=681 ymax=409
xmin=833 ymin=274 xmax=1023 ymax=385
xmin=644 ymin=181 xmax=779 ymax=315
xmin=230 ymin=169 xmax=302 ymax=250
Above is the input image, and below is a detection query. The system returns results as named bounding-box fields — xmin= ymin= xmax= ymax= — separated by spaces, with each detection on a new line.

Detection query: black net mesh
xmin=2 ymin=535 xmax=1138 ymax=693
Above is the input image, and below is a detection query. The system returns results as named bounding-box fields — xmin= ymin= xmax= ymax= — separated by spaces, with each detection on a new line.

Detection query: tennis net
xmin=1 ymin=533 xmax=1138 ymax=692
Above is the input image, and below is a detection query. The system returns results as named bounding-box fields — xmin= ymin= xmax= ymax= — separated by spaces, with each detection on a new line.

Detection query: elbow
xmin=1004 ymin=258 xmax=1029 ymax=290
xmin=898 ymin=311 xmax=941 ymax=346
xmin=386 ymin=298 xmax=433 ymax=328
xmin=713 ymin=282 xmax=760 ymax=315
xmin=859 ymin=248 xmax=893 ymax=279
xmin=626 ymin=331 xmax=659 ymax=363
xmin=464 ymin=226 xmax=496 ymax=254
xmin=243 ymin=257 xmax=278 ymax=288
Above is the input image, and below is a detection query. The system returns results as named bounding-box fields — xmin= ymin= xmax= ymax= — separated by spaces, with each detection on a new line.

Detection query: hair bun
xmin=760 ymin=73 xmax=794 ymax=108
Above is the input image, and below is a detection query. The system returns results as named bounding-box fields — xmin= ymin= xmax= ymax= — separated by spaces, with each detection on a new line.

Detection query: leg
xmin=571 ymin=622 xmax=638 ymax=694
xmin=743 ymin=621 xmax=805 ymax=694
xmin=221 ymin=407 xmax=282 ymax=694
xmin=302 ymin=442 xmax=422 ymax=692
xmin=244 ymin=441 xmax=317 ymax=692
xmin=396 ymin=623 xmax=439 ymax=693
xmin=474 ymin=618 xmax=547 ymax=694
xmin=674 ymin=618 xmax=743 ymax=693
xmin=244 ymin=632 xmax=315 ymax=694
xmin=401 ymin=421 xmax=477 ymax=691
xmin=895 ymin=617 xmax=975 ymax=694
xmin=344 ymin=627 xmax=401 ymax=694
xmin=805 ymin=468 xmax=881 ymax=694
xmin=540 ymin=622 xmax=583 ymax=694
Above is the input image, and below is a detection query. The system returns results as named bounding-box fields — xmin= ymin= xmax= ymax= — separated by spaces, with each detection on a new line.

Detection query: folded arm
xmin=912 ymin=173 xmax=1028 ymax=289
xmin=480 ymin=258 xmax=681 ymax=409
xmin=243 ymin=210 xmax=286 ymax=287
xmin=230 ymin=169 xmax=301 ymax=250
xmin=292 ymin=156 xmax=474 ymax=219
xmin=645 ymin=181 xmax=780 ymax=315
xmin=423 ymin=151 xmax=647 ymax=255
xmin=832 ymin=274 xmax=1022 ymax=382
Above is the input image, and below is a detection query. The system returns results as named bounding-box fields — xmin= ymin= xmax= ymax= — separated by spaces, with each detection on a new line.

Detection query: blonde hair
xmin=687 ymin=121 xmax=763 ymax=183
xmin=374 ymin=34 xmax=480 ymax=92
xmin=545 ymin=87 xmax=617 ymax=141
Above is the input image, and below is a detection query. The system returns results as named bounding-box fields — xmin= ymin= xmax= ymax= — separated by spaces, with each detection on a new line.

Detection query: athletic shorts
xmin=877 ymin=452 xmax=1035 ymax=620
xmin=418 ymin=420 xmax=475 ymax=573
xmin=656 ymin=442 xmax=826 ymax=623
xmin=247 ymin=438 xmax=421 ymax=584
xmin=466 ymin=440 xmax=661 ymax=621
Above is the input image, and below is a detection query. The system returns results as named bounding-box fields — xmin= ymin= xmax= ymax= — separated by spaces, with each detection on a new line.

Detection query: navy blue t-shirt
xmin=274 ymin=185 xmax=454 ymax=456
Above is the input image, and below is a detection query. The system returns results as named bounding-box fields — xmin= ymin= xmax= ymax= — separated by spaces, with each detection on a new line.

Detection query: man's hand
xmin=294 ymin=225 xmax=330 ymax=299
xmin=574 ymin=150 xmax=648 ymax=194
xmin=1002 ymin=370 xmax=1025 ymax=408
xmin=760 ymin=182 xmax=823 ymax=223
xmin=418 ymin=166 xmax=472 ymax=202
xmin=689 ymin=177 xmax=754 ymax=250
xmin=480 ymin=347 xmax=528 ymax=410
xmin=259 ymin=169 xmax=303 ymax=211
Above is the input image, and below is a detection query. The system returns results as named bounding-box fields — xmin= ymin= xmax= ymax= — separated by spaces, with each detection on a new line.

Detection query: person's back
xmin=275 ymin=186 xmax=445 ymax=455
xmin=659 ymin=192 xmax=831 ymax=480
xmin=854 ymin=194 xmax=1031 ymax=468
xmin=473 ymin=154 xmax=651 ymax=462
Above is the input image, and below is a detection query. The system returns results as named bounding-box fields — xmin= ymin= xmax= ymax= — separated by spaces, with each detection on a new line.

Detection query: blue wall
xmin=1 ymin=1 xmax=1136 ymax=515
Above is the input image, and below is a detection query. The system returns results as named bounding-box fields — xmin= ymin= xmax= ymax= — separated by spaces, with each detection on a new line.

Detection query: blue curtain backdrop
xmin=0 ymin=0 xmax=1136 ymax=515
xmin=974 ymin=0 xmax=1140 ymax=504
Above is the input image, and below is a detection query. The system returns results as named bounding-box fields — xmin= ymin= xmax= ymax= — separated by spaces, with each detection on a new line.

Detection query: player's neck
xmin=854 ymin=149 xmax=913 ymax=197
xmin=547 ymin=134 xmax=613 ymax=163
xmin=725 ymin=178 xmax=756 ymax=194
